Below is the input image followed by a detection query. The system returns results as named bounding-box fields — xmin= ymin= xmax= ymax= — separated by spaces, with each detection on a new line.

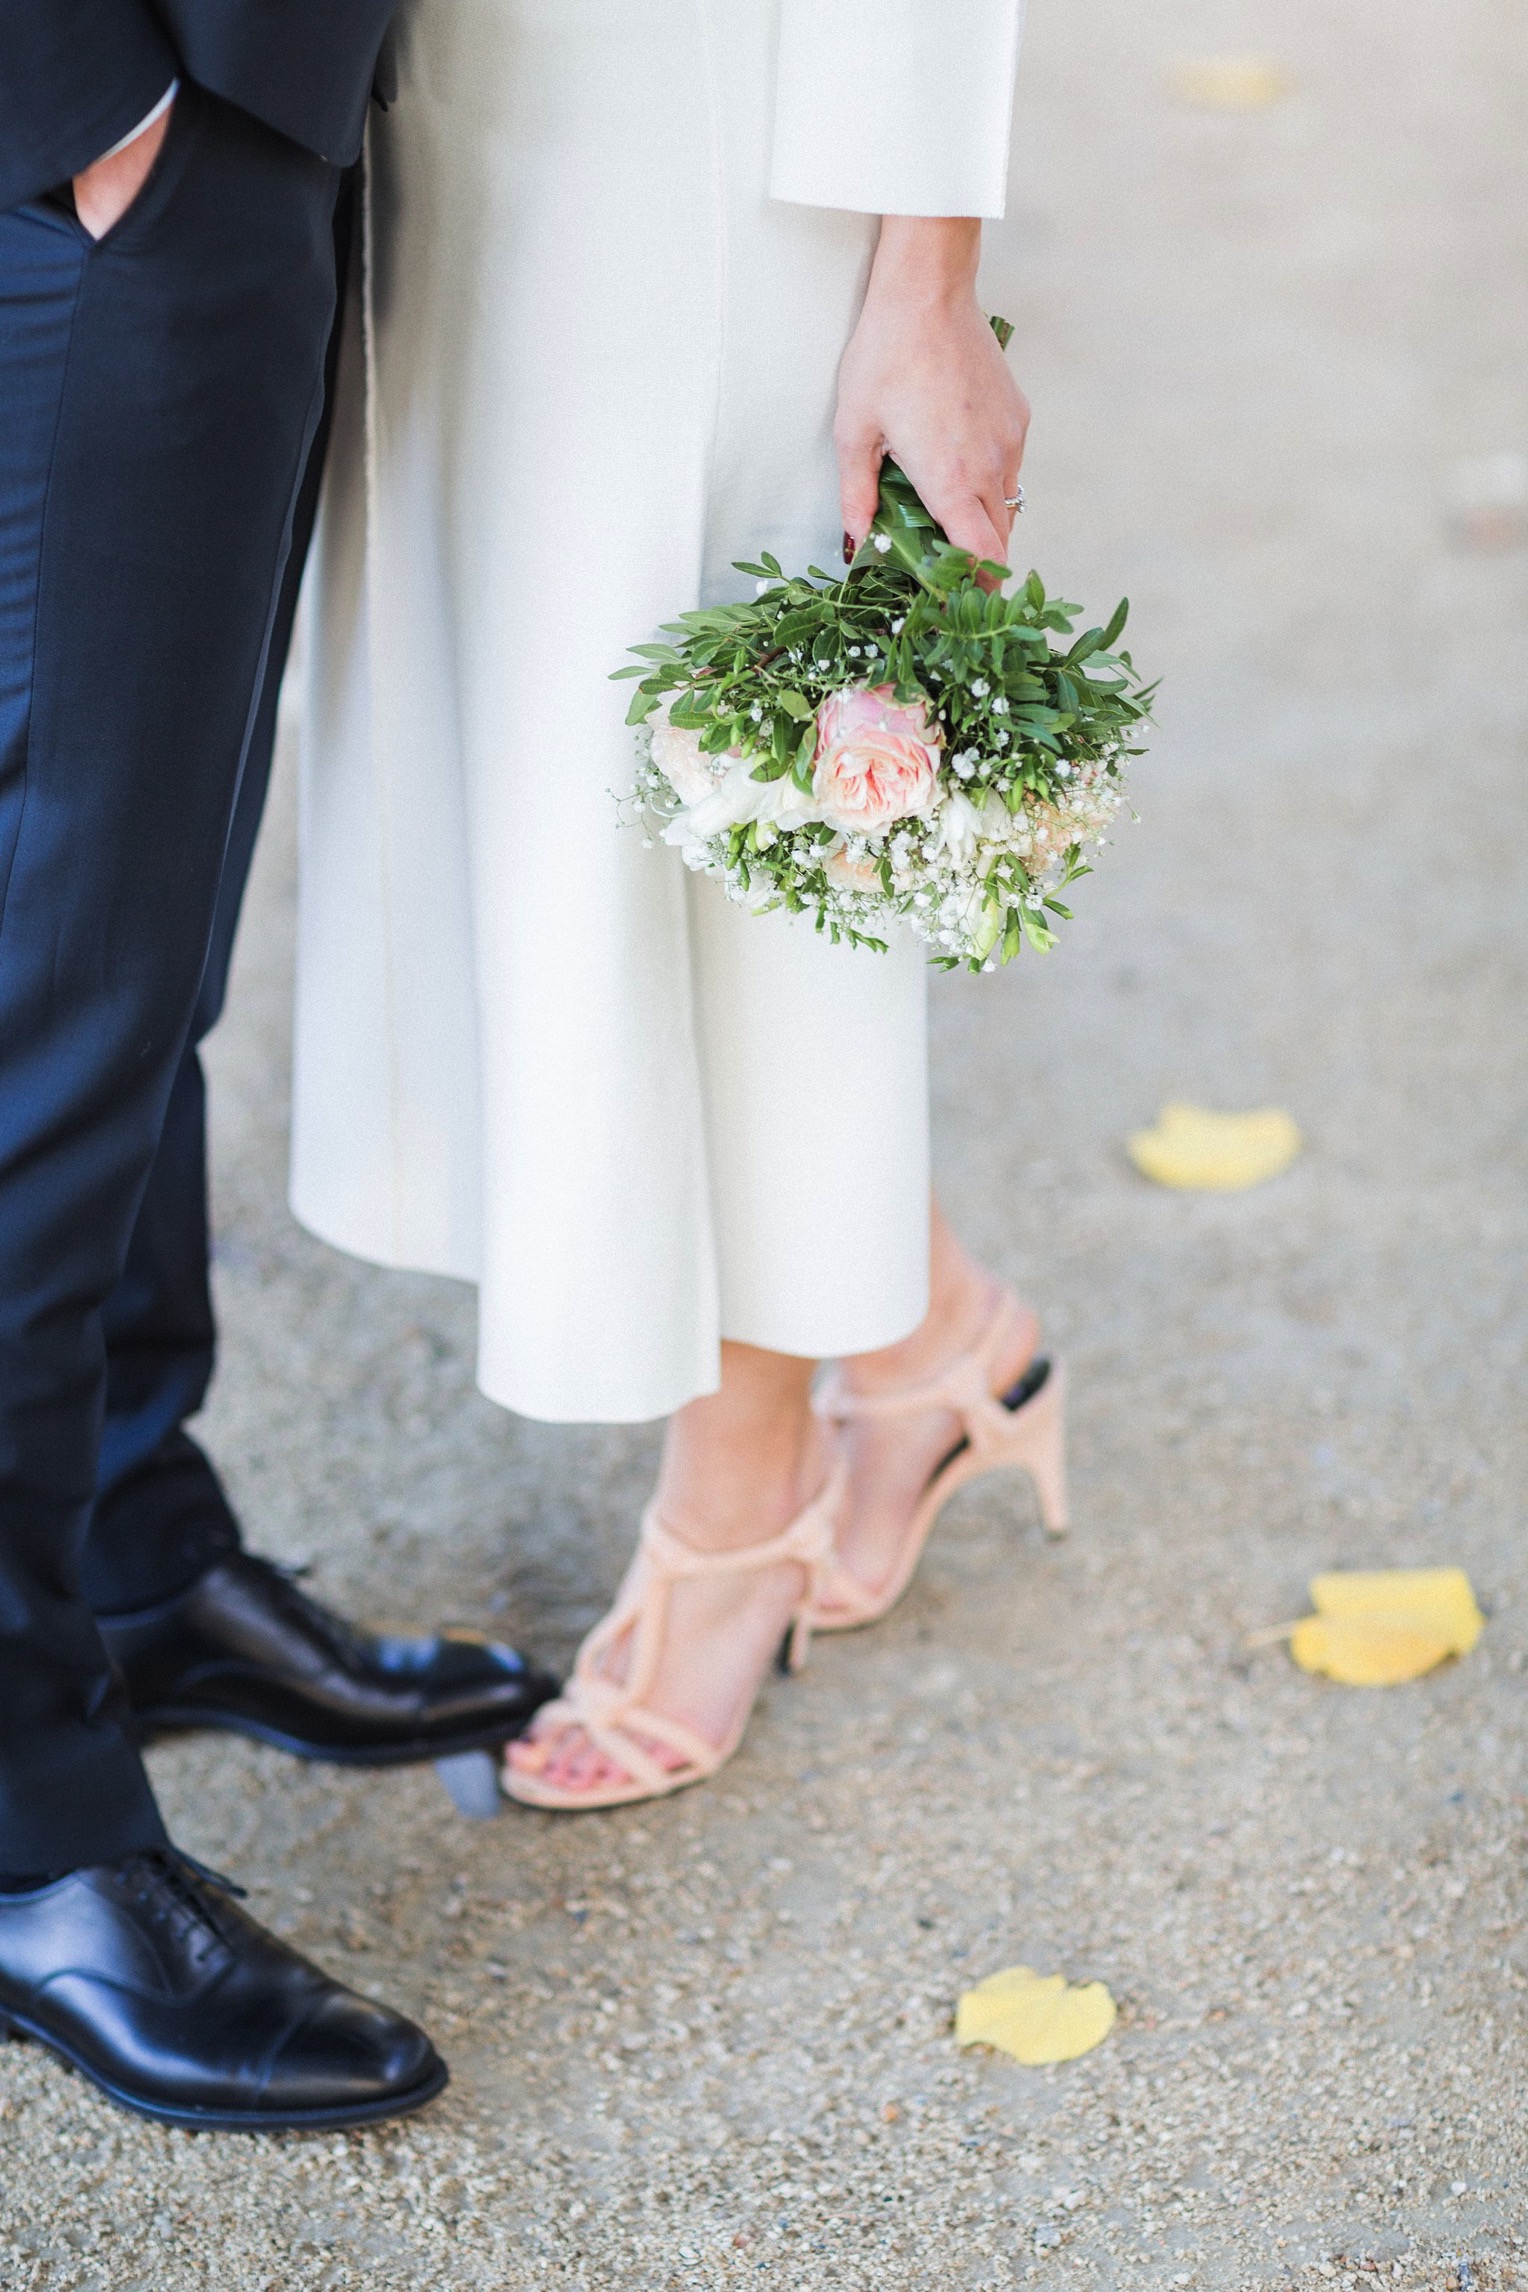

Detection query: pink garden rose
xmin=822 ymin=841 xmax=884 ymax=894
xmin=811 ymin=684 xmax=942 ymax=833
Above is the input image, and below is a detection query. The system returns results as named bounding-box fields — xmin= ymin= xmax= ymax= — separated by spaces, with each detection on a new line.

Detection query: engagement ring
xmin=1005 ymin=487 xmax=1026 ymax=512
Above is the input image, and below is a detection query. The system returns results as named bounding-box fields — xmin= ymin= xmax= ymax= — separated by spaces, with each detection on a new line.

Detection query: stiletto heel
xmin=502 ymin=1463 xmax=843 ymax=1812
xmin=1002 ymin=1358 xmax=1068 ymax=1538
xmin=808 ymin=1288 xmax=1067 ymax=1631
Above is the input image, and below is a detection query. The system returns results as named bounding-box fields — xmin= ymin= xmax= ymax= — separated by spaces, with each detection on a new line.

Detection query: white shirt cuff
xmin=770 ymin=1 xmax=1024 ymax=219
xmin=96 ymin=80 xmax=179 ymax=167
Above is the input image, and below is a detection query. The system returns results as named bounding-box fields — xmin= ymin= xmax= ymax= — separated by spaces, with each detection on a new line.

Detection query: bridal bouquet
xmin=615 ymin=426 xmax=1153 ymax=972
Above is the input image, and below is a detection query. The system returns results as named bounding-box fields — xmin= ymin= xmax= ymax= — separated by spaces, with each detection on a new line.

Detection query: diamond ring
xmin=1004 ymin=486 xmax=1026 ymax=513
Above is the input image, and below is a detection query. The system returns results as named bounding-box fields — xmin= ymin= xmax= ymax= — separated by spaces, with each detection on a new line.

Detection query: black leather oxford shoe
xmin=100 ymin=1551 xmax=559 ymax=1765
xmin=0 ymin=1852 xmax=446 ymax=2130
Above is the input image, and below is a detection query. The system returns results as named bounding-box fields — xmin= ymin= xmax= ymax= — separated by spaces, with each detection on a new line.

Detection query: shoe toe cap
xmin=376 ymin=1628 xmax=551 ymax=1691
xmin=263 ymin=1989 xmax=443 ymax=2115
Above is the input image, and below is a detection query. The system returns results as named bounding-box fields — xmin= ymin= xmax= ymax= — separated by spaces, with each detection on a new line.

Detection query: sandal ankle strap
xmin=814 ymin=1290 xmax=1035 ymax=1433
xmin=639 ymin=1472 xmax=842 ymax=1583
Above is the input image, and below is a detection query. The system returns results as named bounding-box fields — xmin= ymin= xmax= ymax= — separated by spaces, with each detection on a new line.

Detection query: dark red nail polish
xmin=843 ymin=530 xmax=855 ymax=564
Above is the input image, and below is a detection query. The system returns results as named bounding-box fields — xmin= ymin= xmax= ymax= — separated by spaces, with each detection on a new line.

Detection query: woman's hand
xmin=835 ymin=216 xmax=1030 ymax=571
xmin=73 ymin=98 xmax=174 ymax=241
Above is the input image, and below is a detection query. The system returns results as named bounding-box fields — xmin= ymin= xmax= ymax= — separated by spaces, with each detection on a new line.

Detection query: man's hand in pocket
xmin=73 ymin=99 xmax=175 ymax=240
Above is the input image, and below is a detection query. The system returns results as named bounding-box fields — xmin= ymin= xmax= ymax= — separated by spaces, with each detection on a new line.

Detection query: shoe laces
xmin=241 ymin=1552 xmax=376 ymax=1670
xmin=109 ymin=1848 xmax=246 ymax=1949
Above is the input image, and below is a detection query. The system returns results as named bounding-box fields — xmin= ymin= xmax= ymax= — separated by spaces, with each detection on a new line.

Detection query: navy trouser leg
xmin=82 ymin=176 xmax=357 ymax=1621
xmin=0 ymin=86 xmax=341 ymax=1872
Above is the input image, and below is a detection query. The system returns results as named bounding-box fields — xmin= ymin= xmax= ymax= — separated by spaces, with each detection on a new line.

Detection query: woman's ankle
xmin=654 ymin=1340 xmax=822 ymax=1552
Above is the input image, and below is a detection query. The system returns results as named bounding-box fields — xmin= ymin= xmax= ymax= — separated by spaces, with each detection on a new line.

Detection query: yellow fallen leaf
xmin=1288 ymin=1567 xmax=1485 ymax=1685
xmin=1170 ymin=57 xmax=1290 ymax=110
xmin=1291 ymin=1615 xmax=1454 ymax=1686
xmin=955 ymin=1966 xmax=1116 ymax=2066
xmin=1309 ymin=1566 xmax=1484 ymax=1651
xmin=1126 ymin=1102 xmax=1302 ymax=1191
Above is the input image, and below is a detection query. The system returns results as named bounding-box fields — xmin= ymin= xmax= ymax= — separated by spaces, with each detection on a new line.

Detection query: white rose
xmin=937 ymin=789 xmax=984 ymax=864
xmin=980 ymin=789 xmax=1014 ymax=840
xmin=678 ymin=759 xmax=767 ymax=839
xmin=650 ymin=719 xmax=719 ymax=806
xmin=755 ymin=772 xmax=820 ymax=831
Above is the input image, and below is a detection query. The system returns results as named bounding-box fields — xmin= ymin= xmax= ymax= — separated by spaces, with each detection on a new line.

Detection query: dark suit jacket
xmin=0 ymin=0 xmax=396 ymax=212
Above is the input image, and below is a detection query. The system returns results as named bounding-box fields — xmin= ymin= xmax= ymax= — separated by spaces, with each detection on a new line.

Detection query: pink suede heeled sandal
xmin=807 ymin=1287 xmax=1066 ymax=1633
xmin=502 ymin=1463 xmax=843 ymax=1812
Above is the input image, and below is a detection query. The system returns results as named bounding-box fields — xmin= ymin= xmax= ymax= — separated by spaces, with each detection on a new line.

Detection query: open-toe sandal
xmin=502 ymin=1463 xmax=844 ymax=1812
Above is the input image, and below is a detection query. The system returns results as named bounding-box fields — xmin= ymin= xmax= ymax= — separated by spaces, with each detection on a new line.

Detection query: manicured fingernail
xmin=843 ymin=531 xmax=855 ymax=564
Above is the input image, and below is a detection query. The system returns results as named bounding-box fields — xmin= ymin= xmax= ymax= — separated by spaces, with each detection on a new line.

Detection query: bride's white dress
xmin=290 ymin=0 xmax=1025 ymax=1423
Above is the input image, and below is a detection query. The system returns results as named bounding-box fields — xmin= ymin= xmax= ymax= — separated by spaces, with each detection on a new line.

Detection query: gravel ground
xmin=4 ymin=0 xmax=1527 ymax=2286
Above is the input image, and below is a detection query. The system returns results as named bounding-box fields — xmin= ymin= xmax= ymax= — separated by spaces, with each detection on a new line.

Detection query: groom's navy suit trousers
xmin=0 ymin=84 xmax=347 ymax=1871
xmin=83 ymin=178 xmax=356 ymax=1627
